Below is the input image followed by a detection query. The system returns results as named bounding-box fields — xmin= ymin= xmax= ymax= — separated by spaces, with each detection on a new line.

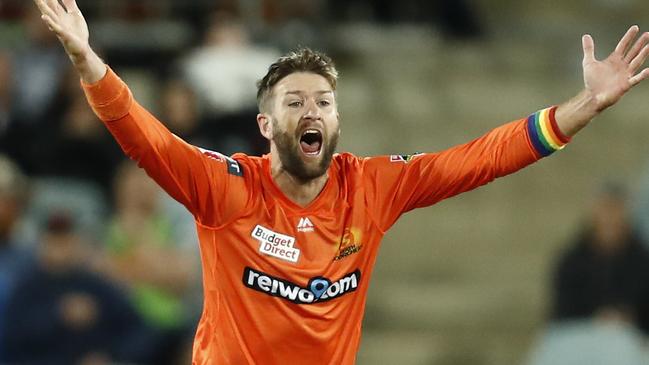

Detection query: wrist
xmin=71 ymin=46 xmax=107 ymax=84
xmin=555 ymin=90 xmax=601 ymax=137
xmin=68 ymin=43 xmax=92 ymax=65
xmin=582 ymin=89 xmax=607 ymax=114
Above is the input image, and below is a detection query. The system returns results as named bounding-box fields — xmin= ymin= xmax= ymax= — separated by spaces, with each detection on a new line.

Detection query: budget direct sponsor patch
xmin=251 ymin=225 xmax=301 ymax=263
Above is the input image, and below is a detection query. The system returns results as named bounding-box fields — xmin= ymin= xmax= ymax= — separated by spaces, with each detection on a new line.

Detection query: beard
xmin=272 ymin=120 xmax=339 ymax=183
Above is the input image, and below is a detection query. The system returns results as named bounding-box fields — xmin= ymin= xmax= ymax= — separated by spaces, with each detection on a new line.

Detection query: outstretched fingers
xmin=34 ymin=0 xmax=60 ymax=22
xmin=624 ymin=32 xmax=649 ymax=62
xmin=614 ymin=25 xmax=640 ymax=55
xmin=62 ymin=0 xmax=81 ymax=14
xmin=41 ymin=14 xmax=65 ymax=36
xmin=630 ymin=45 xmax=649 ymax=73
xmin=630 ymin=68 xmax=649 ymax=86
xmin=46 ymin=0 xmax=66 ymax=15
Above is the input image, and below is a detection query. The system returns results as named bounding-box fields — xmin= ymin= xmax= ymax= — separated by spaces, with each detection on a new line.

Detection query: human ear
xmin=257 ymin=113 xmax=272 ymax=141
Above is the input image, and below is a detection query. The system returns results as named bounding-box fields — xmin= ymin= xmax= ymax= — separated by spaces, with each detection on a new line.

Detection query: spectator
xmin=100 ymin=161 xmax=198 ymax=364
xmin=526 ymin=183 xmax=649 ymax=365
xmin=10 ymin=5 xmax=68 ymax=126
xmin=158 ymin=77 xmax=215 ymax=149
xmin=551 ymin=182 xmax=649 ymax=334
xmin=1 ymin=6 xmax=70 ymax=173
xmin=1 ymin=211 xmax=149 ymax=364
xmin=181 ymin=11 xmax=280 ymax=117
xmin=35 ymin=93 xmax=124 ymax=197
xmin=0 ymin=154 xmax=34 ymax=359
xmin=180 ymin=11 xmax=277 ymax=155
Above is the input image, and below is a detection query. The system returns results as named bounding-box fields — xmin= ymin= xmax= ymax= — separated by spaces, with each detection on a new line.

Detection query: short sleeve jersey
xmin=82 ymin=69 xmax=568 ymax=365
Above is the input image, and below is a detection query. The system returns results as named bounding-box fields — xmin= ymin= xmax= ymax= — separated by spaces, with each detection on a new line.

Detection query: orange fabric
xmin=82 ymin=68 xmax=542 ymax=365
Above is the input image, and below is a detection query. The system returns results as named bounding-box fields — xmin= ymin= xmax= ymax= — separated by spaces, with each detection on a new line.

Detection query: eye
xmin=318 ymin=100 xmax=331 ymax=107
xmin=288 ymin=101 xmax=303 ymax=108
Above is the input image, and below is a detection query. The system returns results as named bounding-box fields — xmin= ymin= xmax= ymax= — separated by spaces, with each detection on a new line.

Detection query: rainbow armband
xmin=526 ymin=106 xmax=571 ymax=157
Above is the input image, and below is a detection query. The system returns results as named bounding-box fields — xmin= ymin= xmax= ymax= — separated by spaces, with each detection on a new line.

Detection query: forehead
xmin=272 ymin=72 xmax=334 ymax=96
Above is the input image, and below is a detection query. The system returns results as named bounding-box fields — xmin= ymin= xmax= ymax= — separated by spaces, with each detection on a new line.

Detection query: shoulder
xmin=194 ymin=149 xmax=262 ymax=178
xmin=232 ymin=153 xmax=263 ymax=165
xmin=332 ymin=152 xmax=414 ymax=177
xmin=333 ymin=152 xmax=362 ymax=165
xmin=231 ymin=153 xmax=265 ymax=177
xmin=332 ymin=152 xmax=369 ymax=175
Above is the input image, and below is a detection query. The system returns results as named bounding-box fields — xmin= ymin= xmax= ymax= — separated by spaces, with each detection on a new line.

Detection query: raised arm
xmin=556 ymin=26 xmax=649 ymax=136
xmin=32 ymin=0 xmax=250 ymax=227
xmin=363 ymin=28 xmax=649 ymax=231
xmin=34 ymin=0 xmax=105 ymax=83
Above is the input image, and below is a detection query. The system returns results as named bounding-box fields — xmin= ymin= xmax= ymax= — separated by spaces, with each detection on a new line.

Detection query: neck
xmin=270 ymin=156 xmax=328 ymax=208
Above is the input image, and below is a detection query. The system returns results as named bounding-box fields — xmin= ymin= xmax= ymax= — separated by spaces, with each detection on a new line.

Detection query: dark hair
xmin=256 ymin=48 xmax=338 ymax=112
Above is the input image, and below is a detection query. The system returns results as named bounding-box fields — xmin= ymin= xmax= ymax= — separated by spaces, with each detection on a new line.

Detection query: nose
xmin=302 ymin=99 xmax=321 ymax=121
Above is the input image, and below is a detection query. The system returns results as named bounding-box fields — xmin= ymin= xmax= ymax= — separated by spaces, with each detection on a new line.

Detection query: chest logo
xmin=251 ymin=225 xmax=300 ymax=263
xmin=243 ymin=267 xmax=361 ymax=304
xmin=297 ymin=217 xmax=315 ymax=232
xmin=333 ymin=228 xmax=363 ymax=261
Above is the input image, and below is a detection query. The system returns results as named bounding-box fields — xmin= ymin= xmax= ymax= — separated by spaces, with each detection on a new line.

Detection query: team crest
xmin=333 ymin=227 xmax=363 ymax=261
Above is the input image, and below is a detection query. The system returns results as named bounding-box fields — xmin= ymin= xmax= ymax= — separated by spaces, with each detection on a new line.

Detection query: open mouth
xmin=299 ymin=129 xmax=323 ymax=156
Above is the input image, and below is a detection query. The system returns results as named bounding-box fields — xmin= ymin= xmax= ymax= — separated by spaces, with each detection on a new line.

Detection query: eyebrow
xmin=284 ymin=90 xmax=334 ymax=96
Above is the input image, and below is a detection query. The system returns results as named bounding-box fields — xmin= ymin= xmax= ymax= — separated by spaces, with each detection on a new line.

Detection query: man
xmin=0 ymin=154 xmax=34 ymax=360
xmin=2 ymin=211 xmax=151 ymax=364
xmin=528 ymin=183 xmax=649 ymax=365
xmin=552 ymin=183 xmax=649 ymax=333
xmin=33 ymin=0 xmax=649 ymax=364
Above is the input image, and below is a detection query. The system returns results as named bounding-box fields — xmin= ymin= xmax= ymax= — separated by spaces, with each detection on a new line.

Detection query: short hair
xmin=256 ymin=48 xmax=339 ymax=112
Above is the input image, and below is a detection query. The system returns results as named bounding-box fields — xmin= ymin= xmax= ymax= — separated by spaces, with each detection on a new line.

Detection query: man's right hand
xmin=34 ymin=0 xmax=106 ymax=83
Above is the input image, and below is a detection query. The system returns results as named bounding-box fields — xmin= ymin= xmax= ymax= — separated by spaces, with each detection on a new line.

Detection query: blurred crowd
xmin=528 ymin=182 xmax=649 ymax=365
xmin=1 ymin=1 xmax=648 ymax=365
xmin=0 ymin=1 xmax=484 ymax=364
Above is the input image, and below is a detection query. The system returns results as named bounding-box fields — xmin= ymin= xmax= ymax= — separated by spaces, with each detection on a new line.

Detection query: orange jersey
xmin=82 ymin=68 xmax=568 ymax=365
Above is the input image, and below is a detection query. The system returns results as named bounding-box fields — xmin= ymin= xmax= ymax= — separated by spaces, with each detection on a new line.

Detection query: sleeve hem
xmin=81 ymin=66 xmax=133 ymax=121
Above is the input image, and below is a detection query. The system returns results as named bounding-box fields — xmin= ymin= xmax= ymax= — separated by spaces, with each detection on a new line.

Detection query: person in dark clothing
xmin=551 ymin=183 xmax=649 ymax=335
xmin=1 ymin=212 xmax=152 ymax=364
xmin=0 ymin=154 xmax=34 ymax=359
xmin=35 ymin=93 xmax=124 ymax=197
